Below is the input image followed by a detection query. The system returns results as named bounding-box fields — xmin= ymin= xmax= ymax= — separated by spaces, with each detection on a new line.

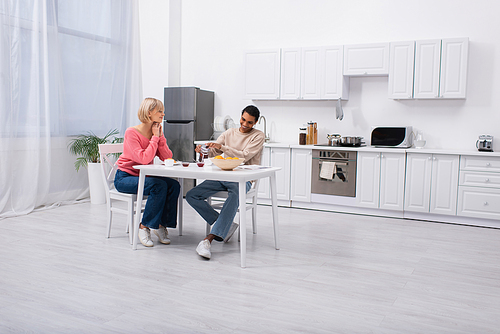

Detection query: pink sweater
xmin=116 ymin=127 xmax=173 ymax=176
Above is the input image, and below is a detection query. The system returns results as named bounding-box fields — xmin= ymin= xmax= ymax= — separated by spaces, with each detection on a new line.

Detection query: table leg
xmin=269 ymin=173 xmax=280 ymax=250
xmin=133 ymin=170 xmax=146 ymax=250
xmin=239 ymin=180 xmax=247 ymax=268
xmin=178 ymin=177 xmax=183 ymax=236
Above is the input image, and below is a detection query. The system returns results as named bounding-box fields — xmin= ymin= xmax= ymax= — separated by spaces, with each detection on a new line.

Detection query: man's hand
xmin=206 ymin=142 xmax=222 ymax=150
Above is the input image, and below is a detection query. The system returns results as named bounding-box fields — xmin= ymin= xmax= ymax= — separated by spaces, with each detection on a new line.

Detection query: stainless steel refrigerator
xmin=163 ymin=87 xmax=214 ymax=194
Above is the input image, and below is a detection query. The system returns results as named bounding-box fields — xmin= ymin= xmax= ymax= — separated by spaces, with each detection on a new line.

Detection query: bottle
xmin=299 ymin=128 xmax=307 ymax=145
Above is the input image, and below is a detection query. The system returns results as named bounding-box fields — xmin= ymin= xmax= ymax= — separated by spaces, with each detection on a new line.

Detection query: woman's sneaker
xmin=152 ymin=226 xmax=171 ymax=244
xmin=138 ymin=227 xmax=153 ymax=247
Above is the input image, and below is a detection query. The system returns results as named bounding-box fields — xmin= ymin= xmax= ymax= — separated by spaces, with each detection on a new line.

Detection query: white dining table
xmin=132 ymin=163 xmax=281 ymax=268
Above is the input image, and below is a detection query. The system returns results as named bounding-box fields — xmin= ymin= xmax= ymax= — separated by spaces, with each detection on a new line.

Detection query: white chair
xmin=207 ymin=179 xmax=260 ymax=240
xmin=98 ymin=143 xmax=147 ymax=245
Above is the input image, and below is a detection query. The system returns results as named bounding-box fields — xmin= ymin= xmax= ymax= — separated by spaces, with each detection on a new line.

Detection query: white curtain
xmin=0 ymin=0 xmax=143 ymax=218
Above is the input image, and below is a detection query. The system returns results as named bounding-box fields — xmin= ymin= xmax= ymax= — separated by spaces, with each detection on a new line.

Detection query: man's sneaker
xmin=224 ymin=222 xmax=239 ymax=243
xmin=152 ymin=226 xmax=171 ymax=244
xmin=138 ymin=227 xmax=153 ymax=247
xmin=196 ymin=239 xmax=211 ymax=259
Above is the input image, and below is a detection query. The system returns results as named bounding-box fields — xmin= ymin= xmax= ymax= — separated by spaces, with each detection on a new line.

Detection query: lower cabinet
xmin=404 ymin=153 xmax=459 ymax=215
xmin=290 ymin=148 xmax=312 ymax=202
xmin=457 ymin=155 xmax=500 ymax=220
xmin=271 ymin=147 xmax=291 ymax=201
xmin=357 ymin=151 xmax=406 ymax=210
xmin=257 ymin=147 xmax=271 ymax=199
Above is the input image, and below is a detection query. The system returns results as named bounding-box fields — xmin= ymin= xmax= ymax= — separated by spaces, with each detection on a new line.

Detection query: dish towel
xmin=320 ymin=161 xmax=336 ymax=180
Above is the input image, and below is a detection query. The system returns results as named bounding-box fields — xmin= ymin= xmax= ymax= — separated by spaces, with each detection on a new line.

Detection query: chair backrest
xmin=98 ymin=143 xmax=124 ymax=193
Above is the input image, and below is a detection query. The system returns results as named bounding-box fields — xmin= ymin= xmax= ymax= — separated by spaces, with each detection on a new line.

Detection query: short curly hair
xmin=138 ymin=97 xmax=164 ymax=123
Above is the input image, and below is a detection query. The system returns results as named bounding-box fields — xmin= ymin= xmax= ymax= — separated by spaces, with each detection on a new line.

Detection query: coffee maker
xmin=476 ymin=135 xmax=493 ymax=152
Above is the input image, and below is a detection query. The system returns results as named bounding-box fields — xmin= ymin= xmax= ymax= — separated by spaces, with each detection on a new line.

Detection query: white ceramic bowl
xmin=210 ymin=158 xmax=244 ymax=171
xmin=414 ymin=140 xmax=426 ymax=148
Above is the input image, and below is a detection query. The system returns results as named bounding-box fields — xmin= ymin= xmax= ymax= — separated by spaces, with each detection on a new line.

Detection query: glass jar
xmin=299 ymin=128 xmax=307 ymax=145
xmin=199 ymin=144 xmax=209 ymax=162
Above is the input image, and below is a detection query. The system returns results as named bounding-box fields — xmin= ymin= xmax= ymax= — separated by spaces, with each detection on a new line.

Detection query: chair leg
xmin=127 ymin=199 xmax=134 ymax=245
xmin=251 ymin=198 xmax=258 ymax=234
xmin=106 ymin=200 xmax=112 ymax=238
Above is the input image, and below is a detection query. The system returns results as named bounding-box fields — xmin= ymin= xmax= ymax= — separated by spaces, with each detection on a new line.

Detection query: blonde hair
xmin=137 ymin=97 xmax=164 ymax=123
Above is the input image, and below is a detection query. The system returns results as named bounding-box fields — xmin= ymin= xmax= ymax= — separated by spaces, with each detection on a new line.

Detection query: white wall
xmin=140 ymin=0 xmax=500 ymax=150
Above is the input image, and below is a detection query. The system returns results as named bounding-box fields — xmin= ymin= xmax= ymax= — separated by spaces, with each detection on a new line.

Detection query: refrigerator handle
xmin=165 ymin=120 xmax=194 ymax=124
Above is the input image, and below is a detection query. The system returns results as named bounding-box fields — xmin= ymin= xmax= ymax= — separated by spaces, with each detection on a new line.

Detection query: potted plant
xmin=68 ymin=129 xmax=123 ymax=204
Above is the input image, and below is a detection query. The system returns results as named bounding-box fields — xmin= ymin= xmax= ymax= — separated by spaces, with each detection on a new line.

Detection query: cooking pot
xmin=326 ymin=134 xmax=341 ymax=146
xmin=340 ymin=136 xmax=363 ymax=146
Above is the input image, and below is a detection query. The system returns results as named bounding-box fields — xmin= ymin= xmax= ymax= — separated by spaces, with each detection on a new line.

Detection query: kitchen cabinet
xmin=291 ymin=148 xmax=312 ymax=202
xmin=257 ymin=147 xmax=271 ymax=199
xmin=388 ymin=41 xmax=415 ymax=99
xmin=270 ymin=147 xmax=291 ymax=201
xmin=356 ymin=151 xmax=405 ymax=210
xmin=404 ymin=153 xmax=459 ymax=215
xmin=439 ymin=38 xmax=469 ymax=99
xmin=343 ymin=43 xmax=390 ymax=76
xmin=280 ymin=46 xmax=348 ymax=100
xmin=280 ymin=48 xmax=301 ymax=100
xmin=458 ymin=155 xmax=500 ymax=220
xmin=321 ymin=46 xmax=350 ymax=100
xmin=244 ymin=49 xmax=281 ymax=100
xmin=301 ymin=47 xmax=322 ymax=99
xmin=414 ymin=38 xmax=469 ymax=99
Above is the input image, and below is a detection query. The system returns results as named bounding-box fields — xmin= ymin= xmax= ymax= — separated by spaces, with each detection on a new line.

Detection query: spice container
xmin=299 ymin=128 xmax=307 ymax=145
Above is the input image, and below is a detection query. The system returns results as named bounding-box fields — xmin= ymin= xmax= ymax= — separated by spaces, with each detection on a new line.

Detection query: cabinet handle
xmin=364 ymin=72 xmax=368 ymax=75
xmin=433 ymin=157 xmax=436 ymax=160
xmin=380 ymin=154 xmax=384 ymax=158
xmin=428 ymin=157 xmax=432 ymax=160
xmin=376 ymin=154 xmax=380 ymax=158
xmin=486 ymin=163 xmax=491 ymax=167
xmin=485 ymin=178 xmax=490 ymax=183
xmin=484 ymin=202 xmax=489 ymax=206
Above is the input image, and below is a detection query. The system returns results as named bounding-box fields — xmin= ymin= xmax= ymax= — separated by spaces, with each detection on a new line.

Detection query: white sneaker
xmin=152 ymin=226 xmax=171 ymax=244
xmin=138 ymin=227 xmax=153 ymax=247
xmin=224 ymin=222 xmax=239 ymax=243
xmin=196 ymin=239 xmax=211 ymax=259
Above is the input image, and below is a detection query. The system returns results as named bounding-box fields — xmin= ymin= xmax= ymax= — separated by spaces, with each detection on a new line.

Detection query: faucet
xmin=258 ymin=116 xmax=270 ymax=143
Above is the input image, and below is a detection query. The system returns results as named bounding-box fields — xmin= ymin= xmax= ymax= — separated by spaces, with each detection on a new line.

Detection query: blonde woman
xmin=114 ymin=98 xmax=180 ymax=247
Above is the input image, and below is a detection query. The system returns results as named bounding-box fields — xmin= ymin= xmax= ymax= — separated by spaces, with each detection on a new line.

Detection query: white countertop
xmin=195 ymin=140 xmax=500 ymax=157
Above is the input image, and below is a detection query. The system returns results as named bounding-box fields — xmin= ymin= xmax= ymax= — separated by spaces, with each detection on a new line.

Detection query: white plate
xmin=223 ymin=115 xmax=232 ymax=130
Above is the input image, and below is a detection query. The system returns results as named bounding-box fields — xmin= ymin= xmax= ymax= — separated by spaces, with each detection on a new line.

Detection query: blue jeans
xmin=186 ymin=180 xmax=252 ymax=242
xmin=114 ymin=169 xmax=180 ymax=229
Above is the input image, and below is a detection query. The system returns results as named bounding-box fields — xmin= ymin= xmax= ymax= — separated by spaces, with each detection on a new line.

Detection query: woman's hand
xmin=152 ymin=122 xmax=162 ymax=137
xmin=194 ymin=144 xmax=201 ymax=153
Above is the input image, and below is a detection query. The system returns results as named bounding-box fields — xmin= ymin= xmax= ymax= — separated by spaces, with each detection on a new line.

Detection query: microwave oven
xmin=371 ymin=126 xmax=413 ymax=148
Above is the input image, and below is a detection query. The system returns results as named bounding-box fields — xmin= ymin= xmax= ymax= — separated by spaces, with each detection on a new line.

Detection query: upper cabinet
xmin=279 ymin=46 xmax=349 ymax=100
xmin=322 ymin=46 xmax=350 ymax=100
xmin=280 ymin=48 xmax=301 ymax=100
xmin=439 ymin=38 xmax=469 ymax=99
xmin=343 ymin=43 xmax=390 ymax=76
xmin=413 ymin=39 xmax=442 ymax=99
xmin=245 ymin=37 xmax=468 ymax=101
xmin=244 ymin=49 xmax=281 ymax=100
xmin=413 ymin=38 xmax=469 ymax=99
xmin=388 ymin=41 xmax=415 ymax=99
